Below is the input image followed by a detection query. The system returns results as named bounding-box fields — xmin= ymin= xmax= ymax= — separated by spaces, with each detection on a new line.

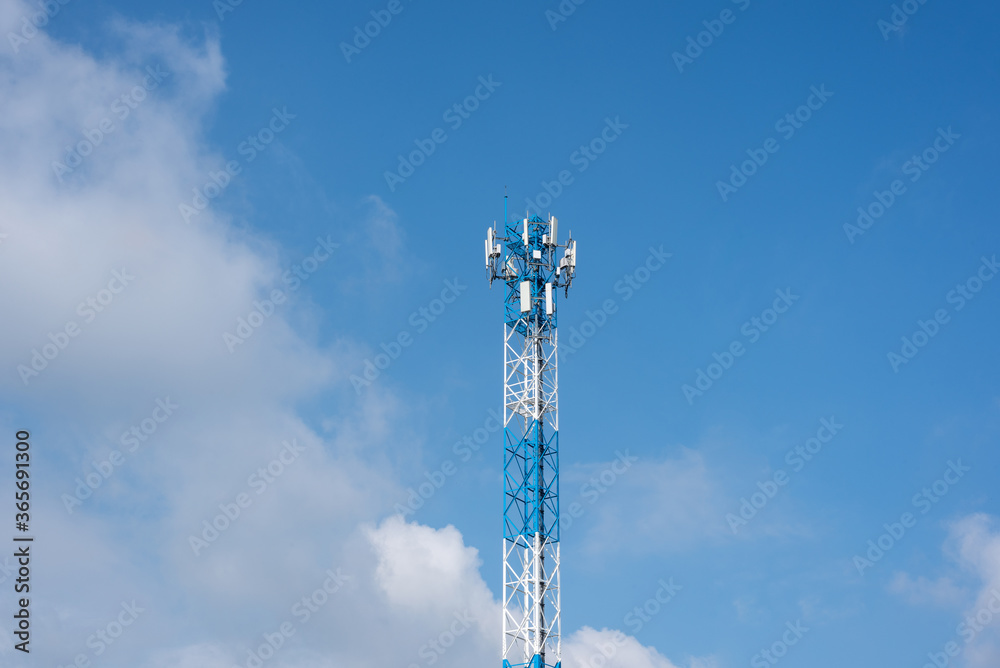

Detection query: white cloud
xmin=947 ymin=514 xmax=1000 ymax=668
xmin=888 ymin=572 xmax=966 ymax=608
xmin=366 ymin=515 xmax=498 ymax=620
xmin=563 ymin=627 xmax=681 ymax=668
xmin=0 ymin=5 xmax=328 ymax=411
xmin=563 ymin=627 xmax=715 ymax=668
xmin=890 ymin=514 xmax=1000 ymax=668
xmin=143 ymin=644 xmax=235 ymax=668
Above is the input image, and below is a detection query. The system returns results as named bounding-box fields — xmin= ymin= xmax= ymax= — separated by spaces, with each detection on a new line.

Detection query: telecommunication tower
xmin=485 ymin=199 xmax=577 ymax=668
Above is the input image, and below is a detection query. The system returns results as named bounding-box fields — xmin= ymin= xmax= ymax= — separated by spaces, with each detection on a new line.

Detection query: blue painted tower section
xmin=487 ymin=209 xmax=575 ymax=668
xmin=502 ymin=215 xmax=560 ymax=557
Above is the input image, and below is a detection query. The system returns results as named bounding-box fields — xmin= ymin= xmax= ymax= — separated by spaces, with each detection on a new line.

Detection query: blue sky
xmin=1 ymin=0 xmax=999 ymax=667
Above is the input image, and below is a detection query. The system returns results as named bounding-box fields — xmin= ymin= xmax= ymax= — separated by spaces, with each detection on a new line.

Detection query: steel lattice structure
xmin=486 ymin=203 xmax=577 ymax=668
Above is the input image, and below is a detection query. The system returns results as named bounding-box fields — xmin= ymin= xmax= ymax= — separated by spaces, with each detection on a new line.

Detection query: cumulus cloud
xmin=890 ymin=514 xmax=1000 ymax=668
xmin=946 ymin=514 xmax=1000 ymax=668
xmin=366 ymin=515 xmax=498 ymax=619
xmin=0 ymin=2 xmax=408 ymax=665
xmin=563 ymin=627 xmax=715 ymax=668
xmin=564 ymin=627 xmax=681 ymax=668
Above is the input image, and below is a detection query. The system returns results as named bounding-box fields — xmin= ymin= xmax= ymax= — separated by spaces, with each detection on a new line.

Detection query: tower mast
xmin=485 ymin=207 xmax=577 ymax=668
